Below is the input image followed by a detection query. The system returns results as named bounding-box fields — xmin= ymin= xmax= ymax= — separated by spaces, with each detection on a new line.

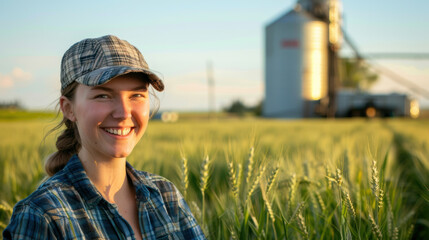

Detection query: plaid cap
xmin=60 ymin=35 xmax=164 ymax=91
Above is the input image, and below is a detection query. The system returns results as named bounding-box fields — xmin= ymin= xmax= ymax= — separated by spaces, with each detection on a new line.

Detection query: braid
xmin=44 ymin=82 xmax=80 ymax=176
xmin=45 ymin=119 xmax=81 ymax=176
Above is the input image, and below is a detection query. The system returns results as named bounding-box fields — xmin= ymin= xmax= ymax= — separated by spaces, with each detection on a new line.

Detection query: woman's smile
xmin=102 ymin=127 xmax=134 ymax=137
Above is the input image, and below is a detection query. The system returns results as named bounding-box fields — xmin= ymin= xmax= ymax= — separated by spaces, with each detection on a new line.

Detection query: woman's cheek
xmin=139 ymin=101 xmax=150 ymax=118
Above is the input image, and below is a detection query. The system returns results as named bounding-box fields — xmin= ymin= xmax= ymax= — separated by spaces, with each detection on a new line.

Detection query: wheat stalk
xmin=180 ymin=153 xmax=189 ymax=199
xmin=246 ymin=164 xmax=266 ymax=202
xmin=200 ymin=155 xmax=211 ymax=226
xmin=266 ymin=162 xmax=280 ymax=194
xmin=296 ymin=205 xmax=309 ymax=239
xmin=387 ymin=196 xmax=394 ymax=238
xmin=236 ymin=163 xmax=243 ymax=197
xmin=230 ymin=228 xmax=238 ymax=240
xmin=260 ymin=180 xmax=275 ymax=223
xmin=371 ymin=160 xmax=380 ymax=202
xmin=325 ymin=165 xmax=332 ymax=189
xmin=289 ymin=173 xmax=297 ymax=210
xmin=342 ymin=189 xmax=356 ymax=219
xmin=369 ymin=214 xmax=382 ymax=240
xmin=378 ymin=188 xmax=384 ymax=210
xmin=392 ymin=227 xmax=399 ymax=240
xmin=335 ymin=168 xmax=343 ymax=187
xmin=315 ymin=191 xmax=326 ymax=212
xmin=245 ymin=147 xmax=255 ymax=185
xmin=200 ymin=155 xmax=211 ymax=194
xmin=226 ymin=156 xmax=239 ymax=200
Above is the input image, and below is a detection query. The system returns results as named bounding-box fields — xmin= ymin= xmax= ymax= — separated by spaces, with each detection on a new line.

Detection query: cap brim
xmin=75 ymin=66 xmax=164 ymax=91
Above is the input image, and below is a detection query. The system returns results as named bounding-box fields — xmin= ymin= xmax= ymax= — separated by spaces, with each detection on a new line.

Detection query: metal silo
xmin=264 ymin=6 xmax=328 ymax=118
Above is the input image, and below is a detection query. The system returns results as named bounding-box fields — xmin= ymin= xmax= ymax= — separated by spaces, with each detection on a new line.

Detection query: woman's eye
xmin=132 ymin=93 xmax=146 ymax=98
xmin=95 ymin=94 xmax=109 ymax=99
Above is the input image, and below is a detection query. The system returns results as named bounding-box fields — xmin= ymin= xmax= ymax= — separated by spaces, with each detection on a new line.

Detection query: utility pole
xmin=206 ymin=61 xmax=215 ymax=119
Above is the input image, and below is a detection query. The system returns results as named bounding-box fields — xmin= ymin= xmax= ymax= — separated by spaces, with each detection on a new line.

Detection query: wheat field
xmin=0 ymin=115 xmax=428 ymax=239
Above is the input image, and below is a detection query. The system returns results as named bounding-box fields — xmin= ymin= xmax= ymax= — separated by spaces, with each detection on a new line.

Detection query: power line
xmin=368 ymin=62 xmax=429 ymax=99
xmin=365 ymin=53 xmax=429 ymax=60
xmin=342 ymin=28 xmax=429 ymax=99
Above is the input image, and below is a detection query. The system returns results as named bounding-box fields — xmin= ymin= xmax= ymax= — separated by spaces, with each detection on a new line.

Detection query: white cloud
xmin=12 ymin=67 xmax=32 ymax=81
xmin=0 ymin=75 xmax=13 ymax=88
xmin=0 ymin=67 xmax=33 ymax=89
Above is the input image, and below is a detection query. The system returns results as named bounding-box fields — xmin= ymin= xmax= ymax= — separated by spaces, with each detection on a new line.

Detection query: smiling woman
xmin=3 ymin=35 xmax=205 ymax=240
xmin=63 ymin=75 xmax=151 ymax=161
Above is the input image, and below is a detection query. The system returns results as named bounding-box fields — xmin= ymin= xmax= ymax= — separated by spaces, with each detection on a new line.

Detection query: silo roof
xmin=265 ymin=6 xmax=319 ymax=28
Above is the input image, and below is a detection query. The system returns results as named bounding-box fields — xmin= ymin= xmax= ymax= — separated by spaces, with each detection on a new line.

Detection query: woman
xmin=3 ymin=35 xmax=205 ymax=240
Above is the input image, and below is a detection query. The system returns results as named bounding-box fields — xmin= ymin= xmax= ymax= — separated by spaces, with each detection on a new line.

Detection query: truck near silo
xmin=322 ymin=90 xmax=420 ymax=118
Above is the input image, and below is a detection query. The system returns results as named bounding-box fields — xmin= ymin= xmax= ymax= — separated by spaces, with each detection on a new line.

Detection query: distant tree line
xmin=223 ymin=99 xmax=263 ymax=116
xmin=0 ymin=100 xmax=23 ymax=109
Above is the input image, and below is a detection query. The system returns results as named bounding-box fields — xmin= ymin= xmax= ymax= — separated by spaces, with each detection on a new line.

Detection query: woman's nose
xmin=112 ymin=98 xmax=132 ymax=119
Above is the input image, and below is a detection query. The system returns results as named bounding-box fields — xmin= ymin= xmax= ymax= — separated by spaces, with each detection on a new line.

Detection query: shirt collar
xmin=63 ymin=154 xmax=160 ymax=207
xmin=125 ymin=161 xmax=160 ymax=201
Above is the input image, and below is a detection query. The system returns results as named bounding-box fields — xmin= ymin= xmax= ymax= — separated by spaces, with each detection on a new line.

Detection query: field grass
xmin=0 ymin=109 xmax=56 ymax=121
xmin=0 ymin=114 xmax=428 ymax=239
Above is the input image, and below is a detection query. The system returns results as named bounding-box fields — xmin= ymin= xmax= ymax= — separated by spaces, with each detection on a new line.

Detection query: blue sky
xmin=1 ymin=0 xmax=429 ymax=111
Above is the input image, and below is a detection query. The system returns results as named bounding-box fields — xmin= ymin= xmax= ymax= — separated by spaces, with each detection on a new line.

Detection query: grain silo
xmin=263 ymin=5 xmax=328 ymax=118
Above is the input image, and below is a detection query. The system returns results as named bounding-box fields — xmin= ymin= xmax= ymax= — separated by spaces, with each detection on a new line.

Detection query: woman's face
xmin=62 ymin=74 xmax=150 ymax=160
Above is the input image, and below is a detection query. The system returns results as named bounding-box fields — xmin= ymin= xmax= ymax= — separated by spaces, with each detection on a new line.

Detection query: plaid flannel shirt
xmin=3 ymin=155 xmax=206 ymax=240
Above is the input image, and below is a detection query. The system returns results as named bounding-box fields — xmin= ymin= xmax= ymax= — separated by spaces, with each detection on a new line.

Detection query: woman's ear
xmin=60 ymin=96 xmax=76 ymax=122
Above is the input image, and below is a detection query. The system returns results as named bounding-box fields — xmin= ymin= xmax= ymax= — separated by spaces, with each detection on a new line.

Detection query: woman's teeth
xmin=104 ymin=128 xmax=131 ymax=136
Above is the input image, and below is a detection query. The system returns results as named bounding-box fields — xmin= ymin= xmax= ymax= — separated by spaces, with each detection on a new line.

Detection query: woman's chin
xmin=106 ymin=150 xmax=132 ymax=159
